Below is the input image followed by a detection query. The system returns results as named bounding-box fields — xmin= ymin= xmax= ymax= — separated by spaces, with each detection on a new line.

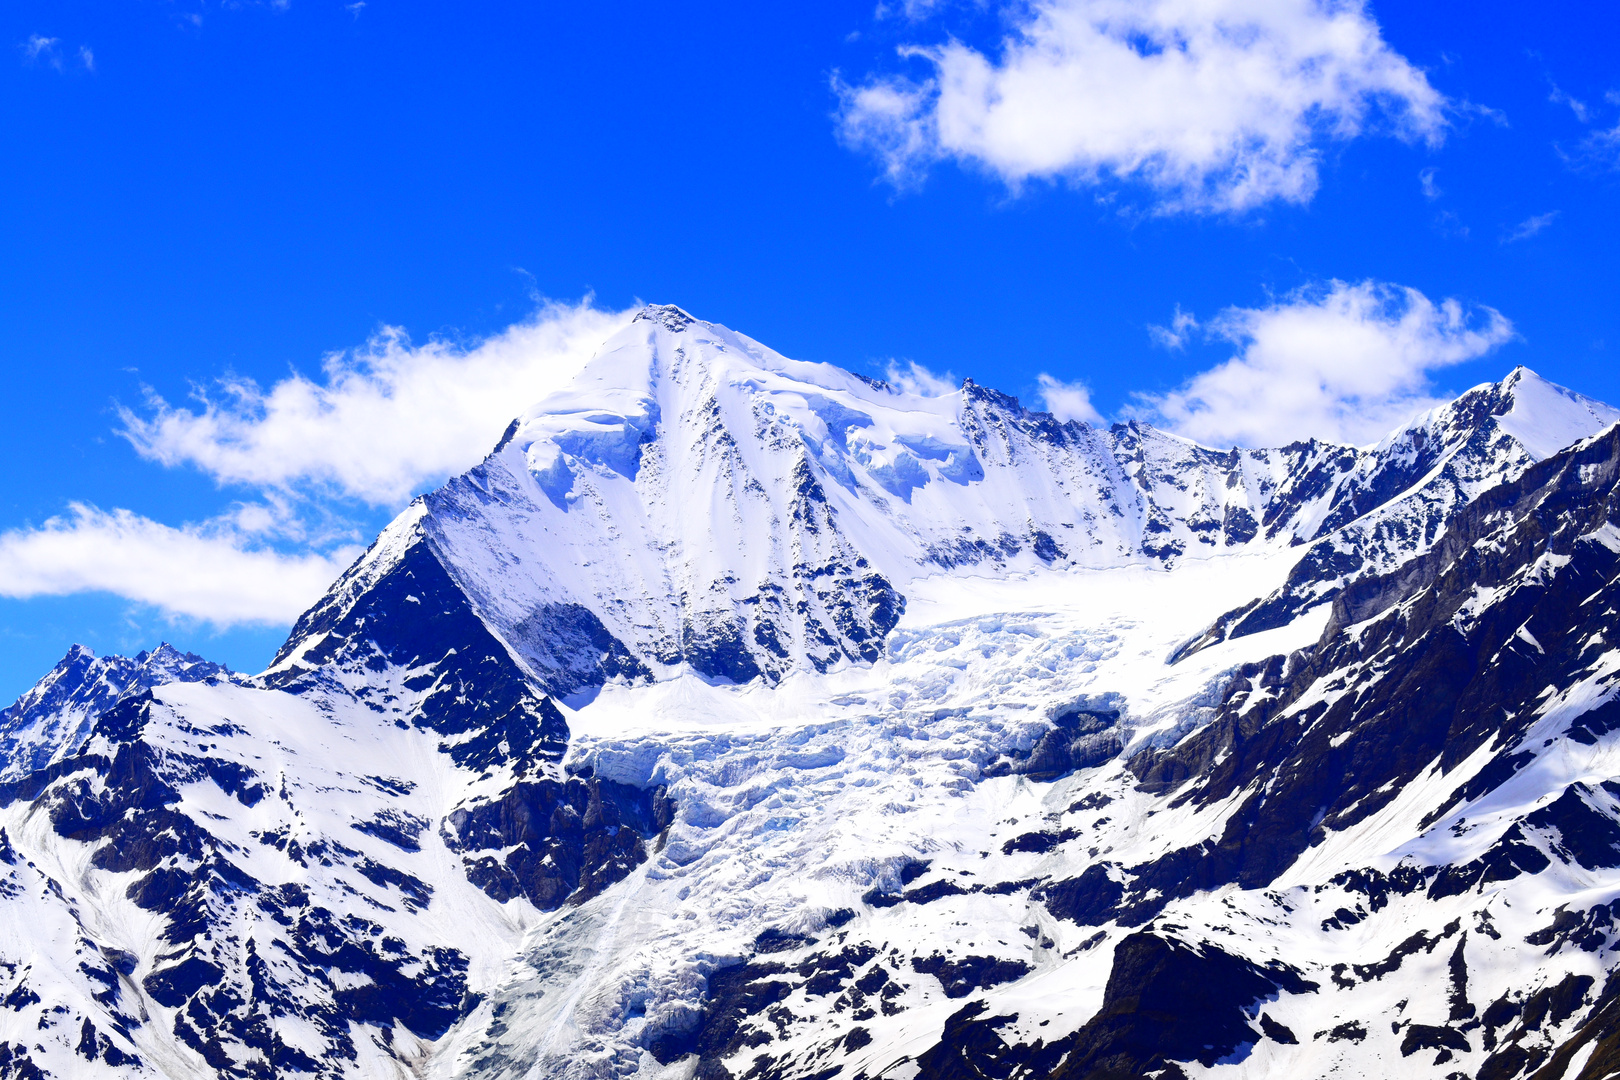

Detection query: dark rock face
xmin=912 ymin=1001 xmax=1070 ymax=1080
xmin=1040 ymin=933 xmax=1315 ymax=1080
xmin=498 ymin=600 xmax=654 ymax=697
xmin=445 ymin=771 xmax=675 ymax=910
xmin=1037 ymin=864 xmax=1125 ymax=927
xmin=1101 ymin=427 xmax=1620 ymax=928
xmin=984 ymin=706 xmax=1123 ymax=784
xmin=910 ymin=954 xmax=1032 ymax=999
xmin=1176 ymin=371 xmax=1577 ymax=659
xmin=647 ymin=943 xmax=907 ymax=1079
xmin=266 ymin=529 xmax=572 ymax=774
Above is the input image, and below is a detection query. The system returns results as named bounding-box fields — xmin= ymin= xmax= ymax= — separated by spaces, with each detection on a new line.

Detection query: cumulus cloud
xmin=837 ymin=0 xmax=1447 ymax=211
xmin=1136 ymin=280 xmax=1514 ymax=448
xmin=119 ymin=298 xmax=634 ymax=507
xmin=1036 ymin=374 xmax=1104 ymax=424
xmin=0 ymin=505 xmax=358 ymax=626
xmin=4 ymin=299 xmax=633 ymax=629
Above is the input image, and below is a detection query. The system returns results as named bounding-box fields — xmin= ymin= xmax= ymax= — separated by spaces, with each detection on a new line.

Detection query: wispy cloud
xmin=874 ymin=0 xmax=953 ymax=20
xmin=0 ymin=505 xmax=357 ymax=626
xmin=1133 ymin=280 xmax=1514 ymax=448
xmin=1544 ymin=77 xmax=1620 ymax=172
xmin=836 ymin=0 xmax=1447 ymax=213
xmin=119 ymin=298 xmax=634 ymax=506
xmin=1576 ymin=124 xmax=1620 ymax=170
xmin=1432 ymin=209 xmax=1469 ymax=240
xmin=19 ymin=35 xmax=94 ymax=72
xmin=1035 ymin=374 xmax=1103 ymax=424
xmin=884 ymin=359 xmax=959 ymax=397
xmin=1148 ymin=306 xmax=1198 ymax=350
xmin=1418 ymin=167 xmax=1441 ymax=200
xmin=1549 ymin=82 xmax=1590 ymax=123
xmin=1503 ymin=211 xmax=1558 ymax=243
xmin=20 ymin=35 xmax=60 ymax=68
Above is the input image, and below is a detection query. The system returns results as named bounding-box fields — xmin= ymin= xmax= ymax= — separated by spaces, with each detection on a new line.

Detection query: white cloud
xmin=1549 ymin=83 xmax=1590 ymax=123
xmin=20 ymin=35 xmax=60 ymax=68
xmin=875 ymin=0 xmax=952 ymax=21
xmin=1503 ymin=211 xmax=1558 ymax=243
xmin=1577 ymin=124 xmax=1620 ymax=170
xmin=0 ymin=505 xmax=358 ymax=626
xmin=885 ymin=358 xmax=959 ymax=396
xmin=1135 ymin=280 xmax=1514 ymax=448
xmin=8 ymin=299 xmax=634 ymax=631
xmin=1418 ymin=166 xmax=1440 ymax=200
xmin=1036 ymin=374 xmax=1103 ymax=424
xmin=78 ymin=45 xmax=93 ymax=71
xmin=1148 ymin=305 xmax=1198 ymax=349
xmin=119 ymin=298 xmax=634 ymax=506
xmin=837 ymin=0 xmax=1447 ymax=211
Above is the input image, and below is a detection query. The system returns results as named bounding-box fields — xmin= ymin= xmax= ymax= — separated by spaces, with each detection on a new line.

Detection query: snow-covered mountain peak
xmin=1489 ymin=365 xmax=1620 ymax=460
xmin=0 ymin=641 xmax=237 ymax=783
xmin=1175 ymin=366 xmax=1620 ymax=654
xmin=273 ymin=310 xmax=1620 ymax=695
xmin=1364 ymin=365 xmax=1615 ymax=462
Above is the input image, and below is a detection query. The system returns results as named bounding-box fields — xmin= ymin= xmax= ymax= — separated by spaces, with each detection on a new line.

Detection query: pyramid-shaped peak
xmin=1490 ymin=366 xmax=1619 ymax=460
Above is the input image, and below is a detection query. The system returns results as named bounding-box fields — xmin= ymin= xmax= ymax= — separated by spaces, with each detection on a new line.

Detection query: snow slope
xmin=0 ymin=643 xmax=240 ymax=783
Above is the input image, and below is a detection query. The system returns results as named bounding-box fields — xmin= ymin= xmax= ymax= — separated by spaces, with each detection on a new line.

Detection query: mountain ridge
xmin=272 ymin=305 xmax=1617 ymax=697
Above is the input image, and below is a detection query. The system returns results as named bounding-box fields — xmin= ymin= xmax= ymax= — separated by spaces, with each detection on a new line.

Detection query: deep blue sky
xmin=0 ymin=0 xmax=1616 ymax=697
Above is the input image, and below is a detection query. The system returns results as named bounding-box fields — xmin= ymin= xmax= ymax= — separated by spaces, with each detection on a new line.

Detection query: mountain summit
xmin=0 ymin=307 xmax=1618 ymax=1080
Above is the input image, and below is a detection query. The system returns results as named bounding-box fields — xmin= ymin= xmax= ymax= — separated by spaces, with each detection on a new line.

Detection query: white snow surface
xmin=1494 ymin=366 xmax=1620 ymax=461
